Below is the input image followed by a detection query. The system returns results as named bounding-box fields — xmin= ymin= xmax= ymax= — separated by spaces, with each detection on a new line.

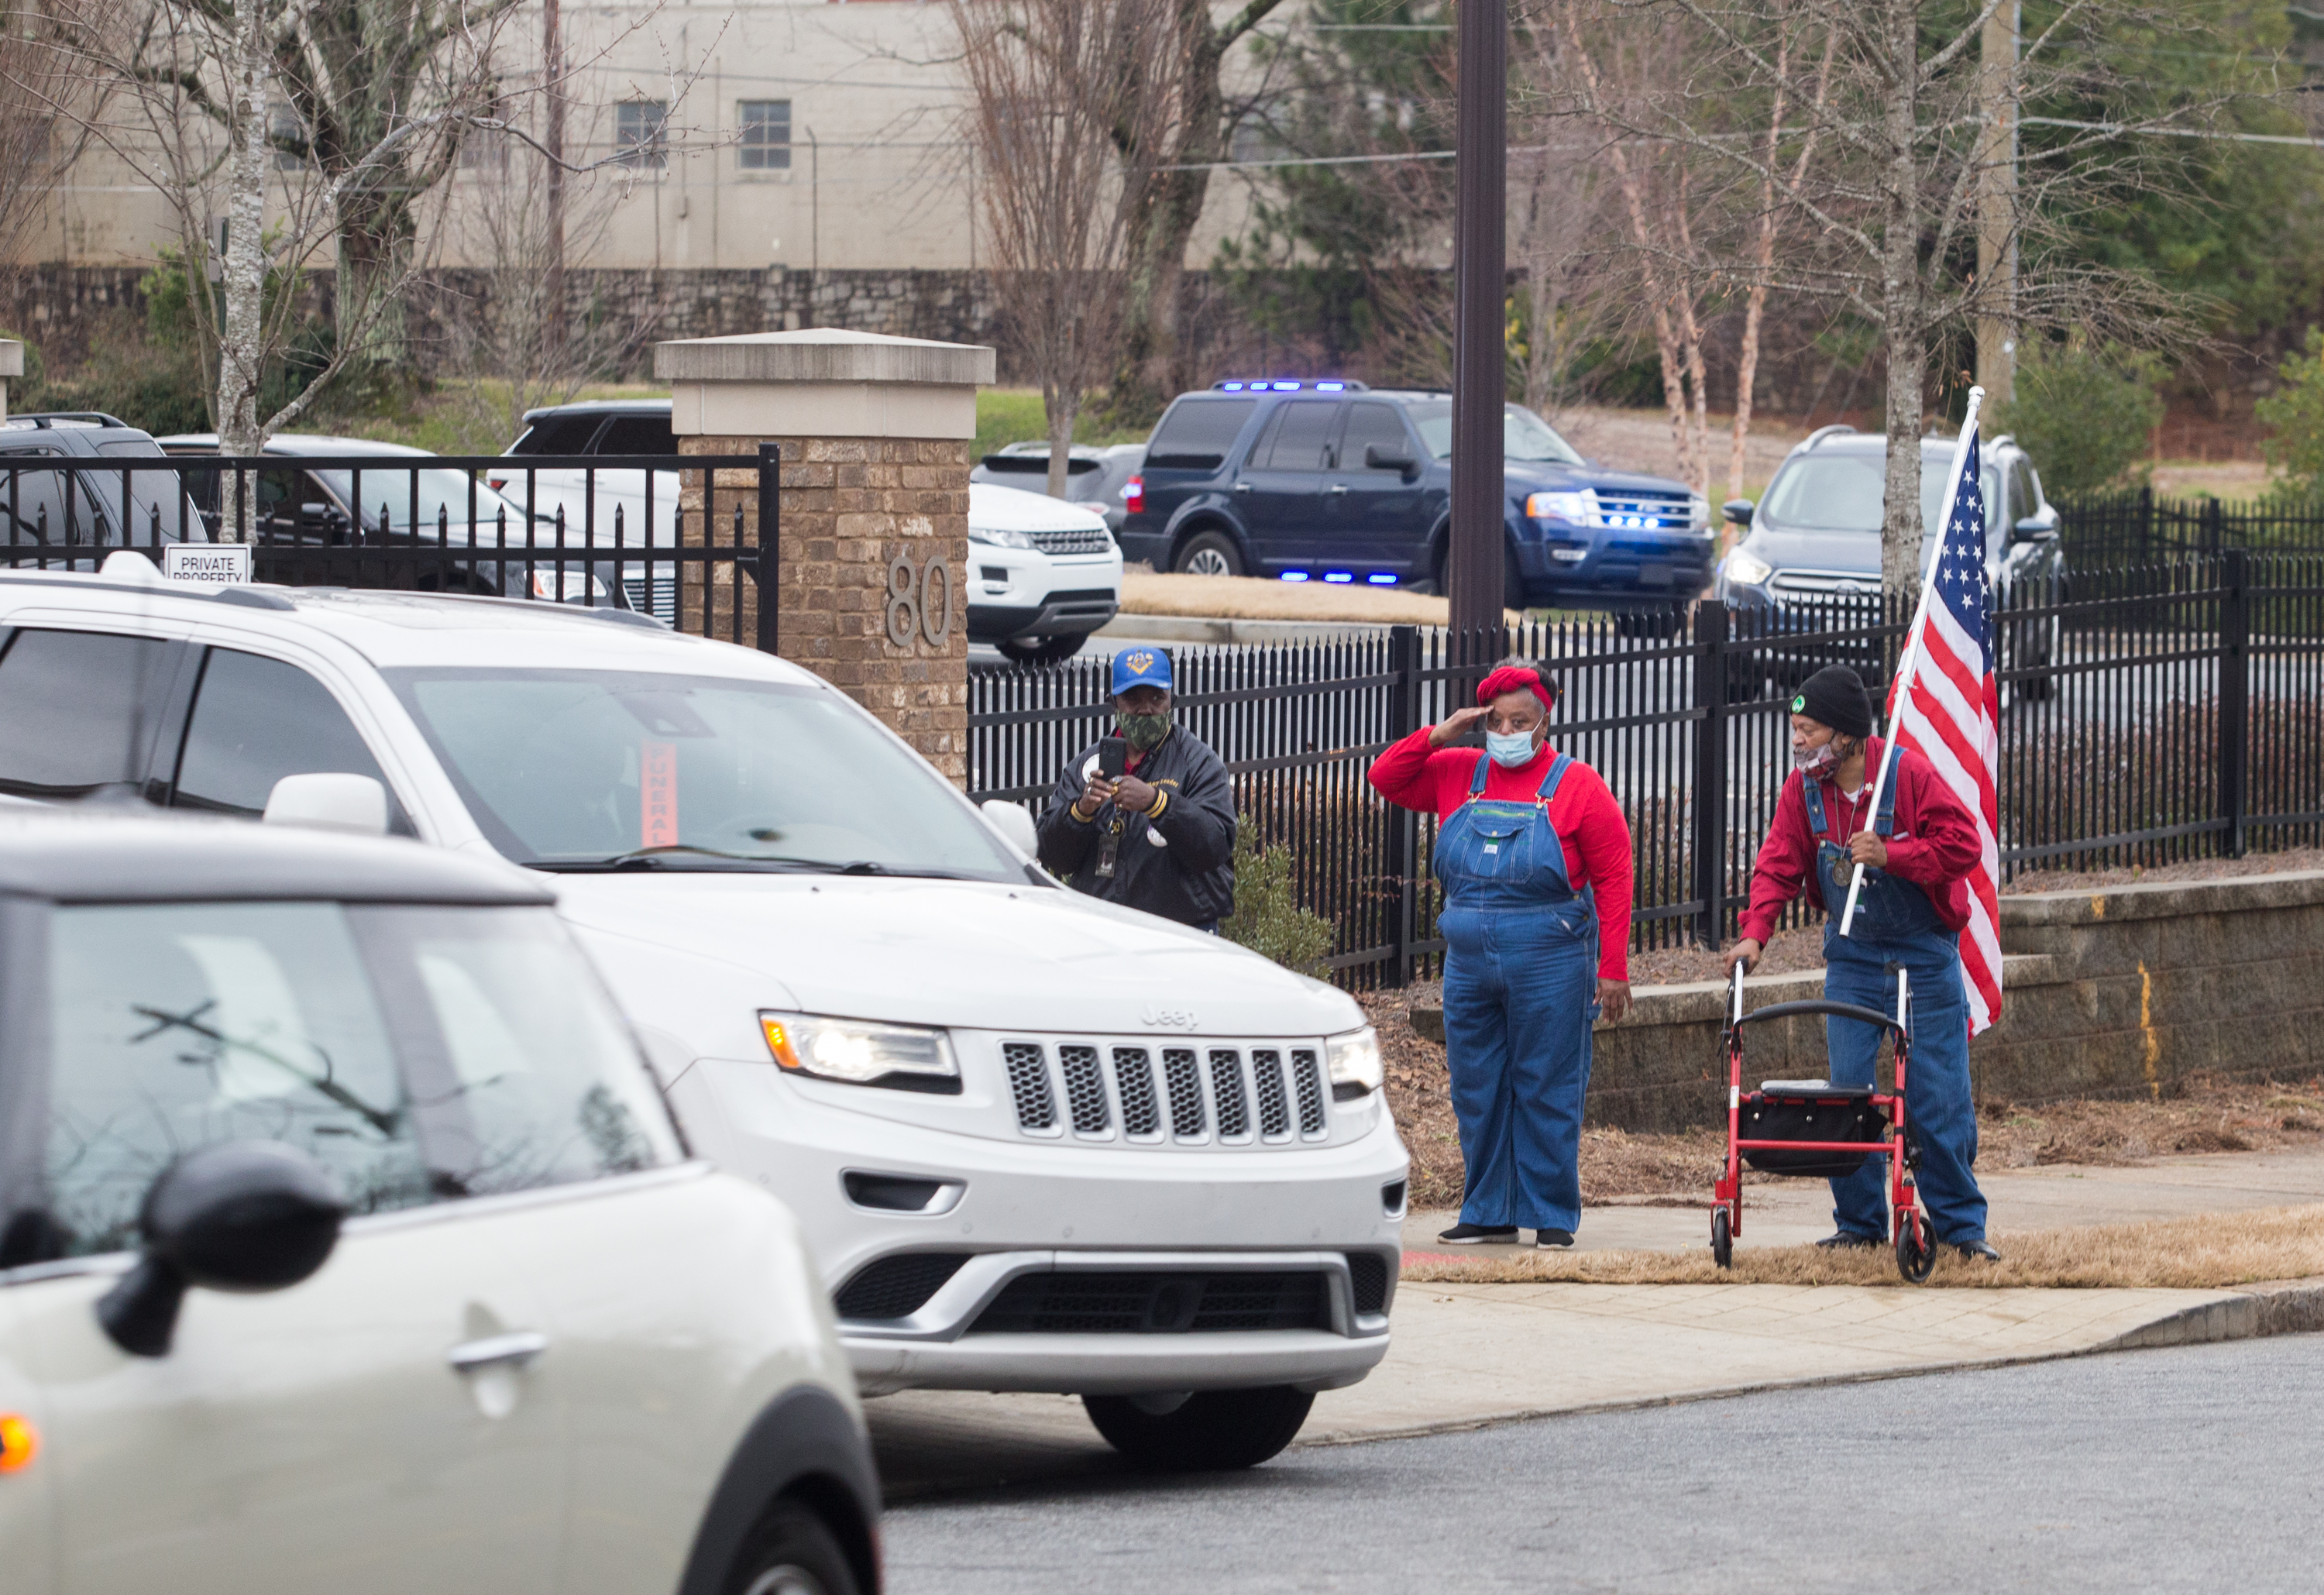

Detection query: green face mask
xmin=1119 ymin=712 xmax=1173 ymax=752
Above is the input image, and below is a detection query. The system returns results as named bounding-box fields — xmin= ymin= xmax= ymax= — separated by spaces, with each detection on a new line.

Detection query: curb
xmin=2099 ymin=1280 xmax=2324 ymax=1349
xmin=1292 ymin=1277 xmax=2324 ymax=1452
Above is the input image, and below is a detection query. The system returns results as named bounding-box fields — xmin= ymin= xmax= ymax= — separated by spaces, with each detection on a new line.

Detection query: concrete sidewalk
xmin=1402 ymin=1143 xmax=2324 ymax=1259
xmin=867 ymin=1146 xmax=2324 ymax=1496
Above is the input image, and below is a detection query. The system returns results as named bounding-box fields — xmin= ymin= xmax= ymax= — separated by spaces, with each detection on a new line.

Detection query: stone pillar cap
xmin=0 ymin=341 xmax=22 ymax=379
xmin=654 ymin=328 xmax=995 ymax=387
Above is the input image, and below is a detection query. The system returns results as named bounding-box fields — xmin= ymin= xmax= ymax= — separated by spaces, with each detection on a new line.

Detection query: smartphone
xmin=1098 ymin=735 xmax=1130 ymax=780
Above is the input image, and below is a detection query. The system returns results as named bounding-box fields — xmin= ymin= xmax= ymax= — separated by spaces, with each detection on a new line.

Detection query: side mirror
xmin=981 ymin=798 xmax=1040 ymax=860
xmin=264 ymin=772 xmax=388 ymax=836
xmin=97 ymin=1140 xmax=346 ymax=1357
xmin=1722 ymin=499 xmax=1755 ymax=528
xmin=2014 ymin=515 xmax=2058 ymax=542
xmin=1363 ymin=443 xmax=1419 ymax=479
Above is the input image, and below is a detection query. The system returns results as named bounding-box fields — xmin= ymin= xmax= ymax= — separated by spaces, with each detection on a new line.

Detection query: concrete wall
xmin=1573 ymin=871 xmax=2324 ymax=1133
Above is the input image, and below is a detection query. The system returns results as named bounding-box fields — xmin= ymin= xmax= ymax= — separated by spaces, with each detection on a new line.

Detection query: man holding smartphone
xmin=1036 ymin=648 xmax=1237 ymax=930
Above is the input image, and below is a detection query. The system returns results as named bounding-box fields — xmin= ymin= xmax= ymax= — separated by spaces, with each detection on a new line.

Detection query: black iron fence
xmin=972 ymin=553 xmax=2324 ymax=988
xmin=2058 ymin=489 xmax=2324 ymax=566
xmin=0 ymin=448 xmax=779 ymax=649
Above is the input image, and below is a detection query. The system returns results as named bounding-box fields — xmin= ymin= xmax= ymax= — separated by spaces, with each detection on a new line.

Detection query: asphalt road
xmin=882 ymin=1334 xmax=2324 ymax=1594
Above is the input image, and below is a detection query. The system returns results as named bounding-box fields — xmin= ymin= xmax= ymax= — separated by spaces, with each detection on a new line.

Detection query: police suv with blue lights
xmin=1119 ymin=380 xmax=1713 ymax=618
xmin=0 ymin=553 xmax=1408 ymax=1472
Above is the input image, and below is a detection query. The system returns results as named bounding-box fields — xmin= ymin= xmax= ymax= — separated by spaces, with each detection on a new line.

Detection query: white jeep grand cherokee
xmin=0 ymin=562 xmax=1408 ymax=1470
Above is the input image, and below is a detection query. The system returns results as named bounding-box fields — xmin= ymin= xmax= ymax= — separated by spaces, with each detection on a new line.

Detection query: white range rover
xmin=0 ymin=559 xmax=1408 ymax=1470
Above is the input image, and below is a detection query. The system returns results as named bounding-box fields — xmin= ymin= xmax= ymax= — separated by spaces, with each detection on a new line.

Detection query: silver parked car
xmin=0 ymin=808 xmax=881 ymax=1595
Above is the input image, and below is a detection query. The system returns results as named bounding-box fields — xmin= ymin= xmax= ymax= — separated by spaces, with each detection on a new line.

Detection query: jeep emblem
xmin=1140 ymin=1005 xmax=1199 ymax=1030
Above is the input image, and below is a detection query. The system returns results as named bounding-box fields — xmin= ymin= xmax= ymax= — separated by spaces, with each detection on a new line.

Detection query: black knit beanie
xmin=1790 ymin=664 xmax=1873 ymax=739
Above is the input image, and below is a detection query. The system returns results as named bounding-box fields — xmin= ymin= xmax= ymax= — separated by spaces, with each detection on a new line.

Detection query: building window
xmin=460 ymin=98 xmax=510 ymax=170
xmin=616 ymin=100 xmax=668 ymax=170
xmin=270 ymin=100 xmax=308 ymax=170
xmin=738 ymin=100 xmax=791 ymax=170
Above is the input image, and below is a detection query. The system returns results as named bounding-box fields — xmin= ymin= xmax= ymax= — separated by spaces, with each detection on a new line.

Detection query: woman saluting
xmin=1370 ymin=660 xmax=1635 ymax=1248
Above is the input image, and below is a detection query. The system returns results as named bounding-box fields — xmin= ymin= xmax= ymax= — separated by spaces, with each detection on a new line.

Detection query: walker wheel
xmin=1710 ymin=1207 xmax=1734 ymax=1269
xmin=1895 ymin=1210 xmax=1936 ymax=1284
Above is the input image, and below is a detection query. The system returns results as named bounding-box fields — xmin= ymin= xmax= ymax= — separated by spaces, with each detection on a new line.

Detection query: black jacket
xmin=1036 ymin=727 xmax=1236 ymax=926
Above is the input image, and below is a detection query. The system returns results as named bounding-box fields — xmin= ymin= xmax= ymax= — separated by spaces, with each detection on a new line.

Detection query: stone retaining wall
xmin=1569 ymin=871 xmax=2324 ymax=1133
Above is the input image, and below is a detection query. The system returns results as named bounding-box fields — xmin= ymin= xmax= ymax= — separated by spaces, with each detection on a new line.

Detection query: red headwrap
xmin=1477 ymin=665 xmax=1555 ymax=712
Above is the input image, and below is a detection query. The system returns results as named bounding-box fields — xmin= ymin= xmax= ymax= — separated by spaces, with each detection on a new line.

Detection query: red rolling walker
xmin=1710 ymin=963 xmax=1937 ymax=1284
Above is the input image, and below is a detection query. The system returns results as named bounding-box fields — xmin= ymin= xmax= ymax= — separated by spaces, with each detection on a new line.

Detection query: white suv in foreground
xmin=0 ymin=560 xmax=1407 ymax=1470
xmin=0 ymin=811 xmax=878 ymax=1595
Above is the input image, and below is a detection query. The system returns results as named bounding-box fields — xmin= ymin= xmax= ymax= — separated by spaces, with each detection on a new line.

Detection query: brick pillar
xmin=655 ymin=330 xmax=995 ymax=786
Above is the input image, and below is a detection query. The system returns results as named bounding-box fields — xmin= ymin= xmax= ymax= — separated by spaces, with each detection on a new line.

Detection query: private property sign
xmin=162 ymin=545 xmax=253 ymax=588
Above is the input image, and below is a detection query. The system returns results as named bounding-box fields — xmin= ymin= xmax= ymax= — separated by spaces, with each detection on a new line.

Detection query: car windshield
xmin=1405 ymin=402 xmax=1585 ymax=466
xmin=1759 ymin=454 xmax=2002 ymax=537
xmin=385 ymin=667 xmax=1027 ymax=879
xmin=315 ymin=466 xmax=527 ymax=531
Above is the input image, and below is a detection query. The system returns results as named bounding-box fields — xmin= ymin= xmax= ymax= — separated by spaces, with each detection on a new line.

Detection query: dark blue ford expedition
xmin=1117 ymin=381 xmax=1713 ymax=616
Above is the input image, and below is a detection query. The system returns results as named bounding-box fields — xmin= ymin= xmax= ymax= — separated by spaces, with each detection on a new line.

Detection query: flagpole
xmin=1838 ymin=385 xmax=1985 ymax=938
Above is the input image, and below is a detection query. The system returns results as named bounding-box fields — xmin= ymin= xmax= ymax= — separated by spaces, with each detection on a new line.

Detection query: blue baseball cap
xmin=1111 ymin=647 xmax=1174 ymax=694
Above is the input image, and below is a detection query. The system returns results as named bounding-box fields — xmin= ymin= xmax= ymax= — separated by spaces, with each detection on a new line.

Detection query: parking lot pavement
xmin=882 ymin=1335 xmax=2324 ymax=1595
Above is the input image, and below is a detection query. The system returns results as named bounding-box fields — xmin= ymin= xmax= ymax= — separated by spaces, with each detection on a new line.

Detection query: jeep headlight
xmin=1725 ymin=548 xmax=1774 ymax=586
xmin=1326 ymin=1025 xmax=1384 ymax=1101
xmin=759 ymin=1011 xmax=961 ymax=1094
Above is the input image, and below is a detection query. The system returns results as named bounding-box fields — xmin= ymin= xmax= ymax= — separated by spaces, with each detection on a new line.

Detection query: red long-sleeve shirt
xmin=1367 ymin=729 xmax=1635 ymax=981
xmin=1737 ymin=734 xmax=1982 ymax=945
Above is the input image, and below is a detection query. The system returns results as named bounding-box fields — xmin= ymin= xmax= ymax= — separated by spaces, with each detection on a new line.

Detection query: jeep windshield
xmin=385 ymin=668 xmax=1027 ymax=881
xmin=1406 ymin=402 xmax=1585 ymax=466
xmin=1758 ymin=454 xmax=2001 ymax=537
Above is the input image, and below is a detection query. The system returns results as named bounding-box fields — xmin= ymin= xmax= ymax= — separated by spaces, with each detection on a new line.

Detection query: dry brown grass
xmin=1403 ymin=1204 xmax=2324 ymax=1290
xmin=1120 ymin=571 xmax=1521 ymax=626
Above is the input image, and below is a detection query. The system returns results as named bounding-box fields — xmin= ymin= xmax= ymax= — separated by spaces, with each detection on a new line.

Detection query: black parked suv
xmin=0 ymin=413 xmax=208 ymax=557
xmin=1118 ymin=381 xmax=1712 ymax=617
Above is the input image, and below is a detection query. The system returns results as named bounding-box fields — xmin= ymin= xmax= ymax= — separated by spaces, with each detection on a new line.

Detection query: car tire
xmin=993 ymin=633 xmax=1090 ymax=665
xmin=1082 ymin=1385 xmax=1315 ymax=1471
xmin=721 ymin=1500 xmax=861 ymax=1595
xmin=1172 ymin=528 xmax=1243 ymax=579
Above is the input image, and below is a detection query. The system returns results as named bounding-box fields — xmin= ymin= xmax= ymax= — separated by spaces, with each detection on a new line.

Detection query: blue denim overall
xmin=1807 ymin=748 xmax=1989 ymax=1244
xmin=1435 ymin=753 xmax=1600 ymax=1233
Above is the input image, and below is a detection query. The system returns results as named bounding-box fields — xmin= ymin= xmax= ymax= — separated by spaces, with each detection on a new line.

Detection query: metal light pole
xmin=1975 ymin=1 xmax=2018 ymax=406
xmin=1449 ymin=0 xmax=1509 ymax=649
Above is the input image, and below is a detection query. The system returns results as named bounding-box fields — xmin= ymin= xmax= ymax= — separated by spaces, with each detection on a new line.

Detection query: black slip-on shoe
xmin=1813 ymin=1231 xmax=1882 ymax=1250
xmin=1437 ymin=1222 xmax=1520 ymax=1244
xmin=1535 ymin=1228 xmax=1576 ymax=1250
xmin=1954 ymin=1238 xmax=2002 ymax=1262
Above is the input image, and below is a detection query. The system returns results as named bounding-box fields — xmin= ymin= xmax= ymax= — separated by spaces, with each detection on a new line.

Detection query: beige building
xmin=34 ymin=0 xmax=1266 ymax=277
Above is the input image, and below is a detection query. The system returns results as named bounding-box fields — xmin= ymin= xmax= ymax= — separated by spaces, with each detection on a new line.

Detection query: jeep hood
xmin=549 ymin=871 xmax=1363 ymax=1058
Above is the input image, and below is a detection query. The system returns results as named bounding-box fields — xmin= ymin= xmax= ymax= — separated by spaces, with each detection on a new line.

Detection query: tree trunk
xmin=337 ymin=205 xmax=416 ymax=383
xmin=1045 ymin=385 xmax=1078 ymax=499
xmin=1878 ymin=0 xmax=1925 ymax=597
xmin=216 ymin=0 xmax=271 ymax=538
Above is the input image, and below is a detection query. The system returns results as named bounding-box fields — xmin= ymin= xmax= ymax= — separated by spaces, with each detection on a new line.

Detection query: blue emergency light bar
xmin=1212 ymin=379 xmax=1369 ymax=394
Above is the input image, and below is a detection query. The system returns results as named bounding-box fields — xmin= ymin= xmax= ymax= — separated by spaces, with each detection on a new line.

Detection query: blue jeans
xmin=1822 ymin=920 xmax=1989 ymax=1244
xmin=1440 ymin=899 xmax=1597 ymax=1232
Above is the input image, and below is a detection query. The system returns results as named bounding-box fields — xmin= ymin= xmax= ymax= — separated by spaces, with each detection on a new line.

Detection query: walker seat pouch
xmin=1739 ymin=1083 xmax=1889 ymax=1176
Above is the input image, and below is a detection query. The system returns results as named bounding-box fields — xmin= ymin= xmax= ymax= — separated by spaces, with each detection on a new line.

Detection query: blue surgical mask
xmin=1485 ymin=730 xmax=1539 ymax=769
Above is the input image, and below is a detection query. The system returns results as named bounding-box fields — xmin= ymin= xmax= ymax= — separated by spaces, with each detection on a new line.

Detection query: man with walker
xmin=1720 ymin=664 xmax=2000 ymax=1261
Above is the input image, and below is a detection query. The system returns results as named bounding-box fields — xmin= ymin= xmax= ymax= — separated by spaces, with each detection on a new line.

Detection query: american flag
xmin=1889 ymin=423 xmax=2003 ymax=1034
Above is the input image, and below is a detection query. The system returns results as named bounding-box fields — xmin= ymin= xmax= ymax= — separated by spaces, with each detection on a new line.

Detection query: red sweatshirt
xmin=1737 ymin=734 xmax=1982 ymax=944
xmin=1367 ymin=729 xmax=1635 ymax=981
